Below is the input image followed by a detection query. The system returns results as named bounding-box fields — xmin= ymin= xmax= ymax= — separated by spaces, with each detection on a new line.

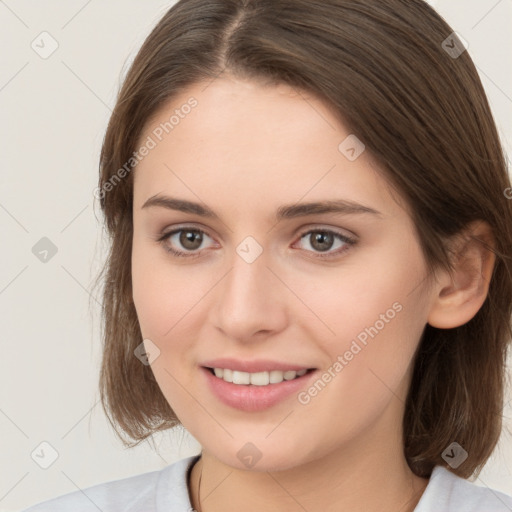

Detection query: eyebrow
xmin=141 ymin=194 xmax=383 ymax=221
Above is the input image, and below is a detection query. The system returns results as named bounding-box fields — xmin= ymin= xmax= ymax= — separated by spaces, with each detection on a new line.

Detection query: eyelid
xmin=159 ymin=222 xmax=356 ymax=241
xmin=158 ymin=223 xmax=216 ymax=240
xmin=294 ymin=223 xmax=357 ymax=241
xmin=157 ymin=223 xmax=357 ymax=259
xmin=292 ymin=226 xmax=357 ymax=259
xmin=157 ymin=224 xmax=217 ymax=249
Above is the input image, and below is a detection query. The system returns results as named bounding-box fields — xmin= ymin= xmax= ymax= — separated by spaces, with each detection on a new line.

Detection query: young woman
xmin=24 ymin=0 xmax=512 ymax=511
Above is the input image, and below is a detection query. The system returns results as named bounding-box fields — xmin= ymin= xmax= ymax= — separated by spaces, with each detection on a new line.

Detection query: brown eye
xmin=309 ymin=231 xmax=335 ymax=252
xmin=179 ymin=230 xmax=204 ymax=250
xmin=158 ymin=227 xmax=215 ymax=257
xmin=295 ymin=228 xmax=356 ymax=259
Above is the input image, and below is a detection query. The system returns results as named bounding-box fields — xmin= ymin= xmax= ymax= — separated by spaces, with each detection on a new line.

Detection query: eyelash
xmin=156 ymin=226 xmax=357 ymax=260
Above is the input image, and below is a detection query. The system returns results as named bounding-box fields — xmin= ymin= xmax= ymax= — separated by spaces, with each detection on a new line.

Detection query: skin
xmin=131 ymin=75 xmax=495 ymax=512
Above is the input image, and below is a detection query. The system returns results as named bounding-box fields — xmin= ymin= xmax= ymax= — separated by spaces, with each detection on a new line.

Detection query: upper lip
xmin=201 ymin=358 xmax=315 ymax=373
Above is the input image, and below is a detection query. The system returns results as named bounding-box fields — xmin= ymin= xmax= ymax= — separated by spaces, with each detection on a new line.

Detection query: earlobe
xmin=427 ymin=220 xmax=496 ymax=329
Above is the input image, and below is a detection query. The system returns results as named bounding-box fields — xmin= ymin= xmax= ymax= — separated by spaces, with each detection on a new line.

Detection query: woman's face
xmin=131 ymin=76 xmax=438 ymax=471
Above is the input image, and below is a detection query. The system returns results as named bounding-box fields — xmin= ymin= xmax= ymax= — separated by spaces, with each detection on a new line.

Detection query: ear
xmin=427 ymin=220 xmax=496 ymax=329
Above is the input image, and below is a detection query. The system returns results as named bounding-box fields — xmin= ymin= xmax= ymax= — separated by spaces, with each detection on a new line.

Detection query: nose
xmin=210 ymin=246 xmax=288 ymax=343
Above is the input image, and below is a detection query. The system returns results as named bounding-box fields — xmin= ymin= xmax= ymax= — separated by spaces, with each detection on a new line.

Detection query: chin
xmin=204 ymin=438 xmax=315 ymax=473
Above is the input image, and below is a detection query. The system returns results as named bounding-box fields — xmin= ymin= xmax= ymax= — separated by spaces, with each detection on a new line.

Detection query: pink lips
xmin=201 ymin=363 xmax=317 ymax=412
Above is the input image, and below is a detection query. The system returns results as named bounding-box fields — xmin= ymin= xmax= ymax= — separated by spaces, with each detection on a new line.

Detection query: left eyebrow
xmin=276 ymin=199 xmax=383 ymax=220
xmin=141 ymin=194 xmax=383 ymax=221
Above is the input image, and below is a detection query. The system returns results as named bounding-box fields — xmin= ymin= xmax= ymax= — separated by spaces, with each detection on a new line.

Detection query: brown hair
xmin=93 ymin=0 xmax=512 ymax=479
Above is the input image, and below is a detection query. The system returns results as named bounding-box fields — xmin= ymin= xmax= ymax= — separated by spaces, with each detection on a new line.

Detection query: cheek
xmin=290 ymin=241 xmax=428 ymax=391
xmin=291 ymin=250 xmax=422 ymax=344
xmin=131 ymin=243 xmax=206 ymax=419
xmin=131 ymin=240 xmax=208 ymax=339
xmin=292 ymin=278 xmax=426 ymax=451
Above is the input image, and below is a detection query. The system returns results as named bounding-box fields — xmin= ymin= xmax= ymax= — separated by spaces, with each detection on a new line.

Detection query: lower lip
xmin=201 ymin=367 xmax=316 ymax=412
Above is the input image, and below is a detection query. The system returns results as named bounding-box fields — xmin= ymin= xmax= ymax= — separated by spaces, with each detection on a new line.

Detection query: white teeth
xmin=211 ymin=368 xmax=309 ymax=385
xmin=232 ymin=371 xmax=251 ymax=385
xmin=269 ymin=370 xmax=284 ymax=384
xmin=250 ymin=371 xmax=269 ymax=386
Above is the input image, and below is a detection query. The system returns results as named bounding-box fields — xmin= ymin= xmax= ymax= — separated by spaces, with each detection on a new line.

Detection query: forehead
xmin=132 ymin=77 xmax=403 ymax=220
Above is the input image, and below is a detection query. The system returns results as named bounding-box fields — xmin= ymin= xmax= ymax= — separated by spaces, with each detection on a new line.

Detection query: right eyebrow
xmin=142 ymin=195 xmax=217 ymax=217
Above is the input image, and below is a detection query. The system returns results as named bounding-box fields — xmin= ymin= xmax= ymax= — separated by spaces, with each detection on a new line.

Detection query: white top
xmin=22 ymin=454 xmax=512 ymax=511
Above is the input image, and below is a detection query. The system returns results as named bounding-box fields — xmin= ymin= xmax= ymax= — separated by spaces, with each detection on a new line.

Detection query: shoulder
xmin=415 ymin=465 xmax=512 ymax=512
xmin=21 ymin=455 xmax=199 ymax=512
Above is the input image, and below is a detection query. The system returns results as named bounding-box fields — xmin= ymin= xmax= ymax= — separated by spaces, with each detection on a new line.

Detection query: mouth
xmin=203 ymin=366 xmax=316 ymax=386
xmin=201 ymin=365 xmax=318 ymax=412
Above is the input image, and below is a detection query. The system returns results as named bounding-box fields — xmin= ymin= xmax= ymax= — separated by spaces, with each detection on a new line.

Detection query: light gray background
xmin=1 ymin=1 xmax=511 ymax=511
